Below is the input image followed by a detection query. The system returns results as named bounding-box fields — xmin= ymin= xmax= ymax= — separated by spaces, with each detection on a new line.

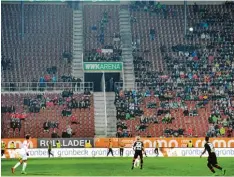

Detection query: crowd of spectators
xmin=114 ymin=87 xmax=234 ymax=137
xmin=164 ymin=127 xmax=185 ymax=137
xmin=31 ymin=73 xmax=83 ymax=91
xmin=115 ymin=89 xmax=145 ymax=137
xmin=2 ymin=90 xmax=92 ymax=137
xmin=43 ymin=120 xmax=59 ymax=132
xmin=86 ymin=10 xmax=122 ymax=63
xmin=1 ymin=105 xmax=15 ymax=113
xmin=30 ymin=51 xmax=74 ymax=91
xmin=10 ymin=118 xmax=21 ymax=132
xmin=120 ymin=2 xmax=234 ymax=137
xmin=114 ymin=88 xmax=180 ymax=136
xmin=115 ymin=89 xmax=144 ymax=119
xmin=84 ymin=47 xmax=122 ymax=62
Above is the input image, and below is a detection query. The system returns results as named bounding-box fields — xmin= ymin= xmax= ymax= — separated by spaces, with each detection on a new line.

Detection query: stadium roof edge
xmin=1 ymin=1 xmax=227 ymax=5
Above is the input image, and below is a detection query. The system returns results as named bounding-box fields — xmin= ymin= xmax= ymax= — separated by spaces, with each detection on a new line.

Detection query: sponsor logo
xmin=2 ymin=148 xmax=234 ymax=159
xmin=37 ymin=138 xmax=94 ymax=148
xmin=84 ymin=62 xmax=123 ymax=71
xmin=94 ymin=138 xmax=234 ymax=148
xmin=2 ymin=138 xmax=37 ymax=149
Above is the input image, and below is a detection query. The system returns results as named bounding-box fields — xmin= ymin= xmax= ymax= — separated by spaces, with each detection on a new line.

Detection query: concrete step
xmin=95 ymin=123 xmax=106 ymax=126
xmin=73 ymin=60 xmax=82 ymax=63
xmin=73 ymin=47 xmax=83 ymax=50
xmin=120 ymin=22 xmax=130 ymax=26
xmin=73 ymin=54 xmax=83 ymax=57
xmin=72 ymin=62 xmax=82 ymax=66
xmin=73 ymin=44 xmax=83 ymax=48
xmin=73 ymin=40 xmax=83 ymax=44
xmin=72 ymin=63 xmax=83 ymax=67
xmin=106 ymin=132 xmax=116 ymax=137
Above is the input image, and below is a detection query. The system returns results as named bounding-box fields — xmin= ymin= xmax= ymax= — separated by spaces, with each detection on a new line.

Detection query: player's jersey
xmin=108 ymin=142 xmax=113 ymax=148
xmin=155 ymin=142 xmax=159 ymax=148
xmin=133 ymin=141 xmax=144 ymax=151
xmin=204 ymin=142 xmax=215 ymax=156
xmin=21 ymin=140 xmax=30 ymax=153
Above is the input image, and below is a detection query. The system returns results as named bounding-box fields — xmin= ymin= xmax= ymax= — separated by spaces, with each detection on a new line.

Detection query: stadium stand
xmin=83 ymin=5 xmax=122 ymax=62
xmin=1 ymin=92 xmax=94 ymax=138
xmin=116 ymin=2 xmax=234 ymax=138
xmin=1 ymin=4 xmax=73 ymax=82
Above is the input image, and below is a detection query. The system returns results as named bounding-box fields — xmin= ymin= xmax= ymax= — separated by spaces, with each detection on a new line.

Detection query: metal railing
xmin=114 ymin=82 xmax=143 ymax=91
xmin=1 ymin=82 xmax=94 ymax=92
xmin=114 ymin=82 xmax=124 ymax=91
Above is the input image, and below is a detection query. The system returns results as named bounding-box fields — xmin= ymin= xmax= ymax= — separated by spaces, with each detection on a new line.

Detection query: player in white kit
xmin=11 ymin=135 xmax=30 ymax=174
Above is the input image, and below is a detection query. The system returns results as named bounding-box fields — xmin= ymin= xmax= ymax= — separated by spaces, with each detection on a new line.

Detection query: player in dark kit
xmin=131 ymin=136 xmax=144 ymax=170
xmin=200 ymin=137 xmax=226 ymax=176
xmin=48 ymin=141 xmax=54 ymax=158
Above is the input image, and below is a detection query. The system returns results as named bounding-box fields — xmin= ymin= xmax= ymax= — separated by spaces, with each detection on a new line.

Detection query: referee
xmin=107 ymin=139 xmax=114 ymax=157
xmin=119 ymin=141 xmax=124 ymax=157
xmin=1 ymin=141 xmax=6 ymax=157
xmin=48 ymin=141 xmax=54 ymax=158
xmin=187 ymin=140 xmax=193 ymax=147
xmin=154 ymin=140 xmax=159 ymax=157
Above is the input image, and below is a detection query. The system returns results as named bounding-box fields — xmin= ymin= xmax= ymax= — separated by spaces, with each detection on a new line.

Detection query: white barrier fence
xmin=2 ymin=148 xmax=234 ymax=159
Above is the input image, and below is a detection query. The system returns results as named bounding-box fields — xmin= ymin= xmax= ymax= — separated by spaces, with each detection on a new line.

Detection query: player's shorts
xmin=1 ymin=150 xmax=5 ymax=154
xmin=16 ymin=149 xmax=27 ymax=161
xmin=134 ymin=150 xmax=143 ymax=159
xmin=208 ymin=153 xmax=217 ymax=165
xmin=154 ymin=148 xmax=158 ymax=151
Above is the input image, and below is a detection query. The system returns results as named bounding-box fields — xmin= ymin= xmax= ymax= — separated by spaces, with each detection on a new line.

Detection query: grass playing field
xmin=1 ymin=157 xmax=234 ymax=176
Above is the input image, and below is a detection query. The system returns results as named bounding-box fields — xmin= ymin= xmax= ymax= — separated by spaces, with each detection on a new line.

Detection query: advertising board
xmin=94 ymin=138 xmax=234 ymax=148
xmin=2 ymin=148 xmax=234 ymax=159
xmin=37 ymin=138 xmax=94 ymax=148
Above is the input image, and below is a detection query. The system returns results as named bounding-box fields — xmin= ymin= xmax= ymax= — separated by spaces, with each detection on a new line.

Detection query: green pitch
xmin=1 ymin=157 xmax=234 ymax=176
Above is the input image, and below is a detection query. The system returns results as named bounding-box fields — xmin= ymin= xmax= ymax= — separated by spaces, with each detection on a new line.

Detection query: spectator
xmin=149 ymin=29 xmax=155 ymax=40
xmin=51 ymin=130 xmax=59 ymax=138
xmin=52 ymin=75 xmax=57 ymax=87
xmin=66 ymin=126 xmax=72 ymax=138
xmin=187 ymin=127 xmax=193 ymax=136
xmin=71 ymin=115 xmax=78 ymax=125
xmin=10 ymin=142 xmax=15 ymax=149
xmin=84 ymin=89 xmax=91 ymax=95
xmin=43 ymin=120 xmax=50 ymax=132
xmin=227 ymin=128 xmax=233 ymax=137
xmin=109 ymin=78 xmax=114 ymax=92
xmin=220 ymin=127 xmax=225 ymax=136
xmin=39 ymin=77 xmax=45 ymax=91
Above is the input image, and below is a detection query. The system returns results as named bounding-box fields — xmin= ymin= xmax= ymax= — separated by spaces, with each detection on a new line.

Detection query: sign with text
xmin=83 ymin=62 xmax=123 ymax=72
xmin=94 ymin=138 xmax=234 ymax=148
xmin=37 ymin=138 xmax=94 ymax=148
xmin=2 ymin=138 xmax=38 ymax=149
xmin=2 ymin=148 xmax=234 ymax=159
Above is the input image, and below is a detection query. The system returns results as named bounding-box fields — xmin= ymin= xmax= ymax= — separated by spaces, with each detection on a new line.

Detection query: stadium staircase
xmin=119 ymin=8 xmax=135 ymax=90
xmin=72 ymin=10 xmax=84 ymax=81
xmin=94 ymin=92 xmax=116 ymax=137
